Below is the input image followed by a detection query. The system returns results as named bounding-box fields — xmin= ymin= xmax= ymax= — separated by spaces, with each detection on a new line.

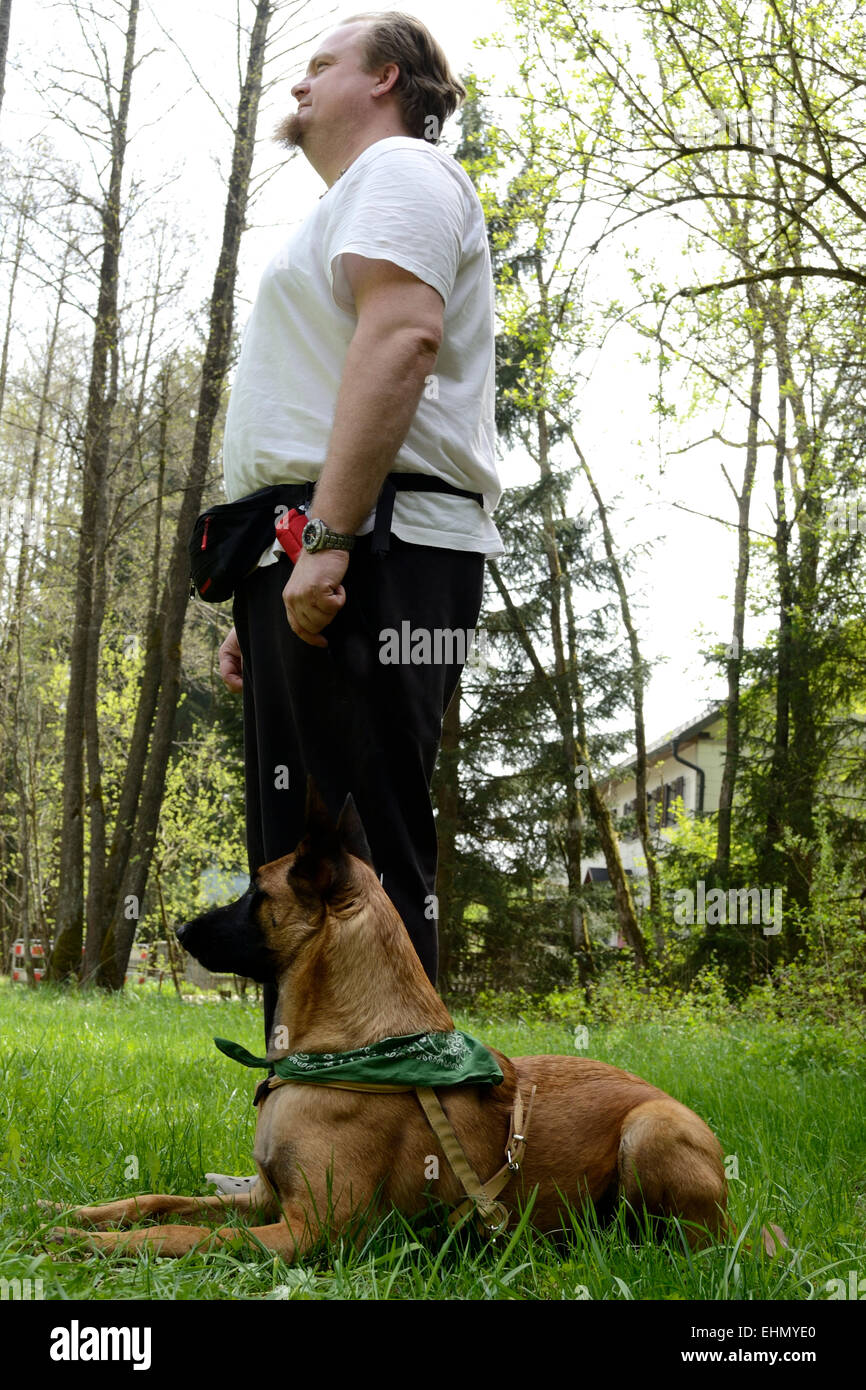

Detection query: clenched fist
xmin=282 ymin=548 xmax=349 ymax=647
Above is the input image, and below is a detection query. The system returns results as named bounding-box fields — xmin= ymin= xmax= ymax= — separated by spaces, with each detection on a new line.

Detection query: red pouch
xmin=275 ymin=507 xmax=308 ymax=563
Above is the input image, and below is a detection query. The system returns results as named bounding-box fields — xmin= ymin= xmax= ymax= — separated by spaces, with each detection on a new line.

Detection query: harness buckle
xmin=479 ymin=1200 xmax=510 ymax=1235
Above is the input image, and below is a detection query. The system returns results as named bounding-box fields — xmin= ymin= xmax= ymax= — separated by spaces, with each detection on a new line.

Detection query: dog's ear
xmin=288 ymin=780 xmax=373 ymax=901
xmin=303 ymin=776 xmax=336 ymax=838
xmin=336 ymin=794 xmax=374 ymax=867
xmin=287 ymin=841 xmax=344 ymax=901
xmin=289 ymin=778 xmax=346 ymax=901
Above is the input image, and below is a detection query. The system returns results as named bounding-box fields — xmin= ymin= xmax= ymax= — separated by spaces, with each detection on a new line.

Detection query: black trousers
xmin=232 ymin=534 xmax=485 ymax=1043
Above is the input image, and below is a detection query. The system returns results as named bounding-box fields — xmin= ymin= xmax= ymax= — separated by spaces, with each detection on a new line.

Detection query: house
xmin=581 ymin=703 xmax=726 ymax=884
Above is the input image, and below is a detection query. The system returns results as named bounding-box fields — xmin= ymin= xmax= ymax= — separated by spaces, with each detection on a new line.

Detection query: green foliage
xmin=152 ymin=711 xmax=246 ymax=927
xmin=737 ymin=808 xmax=866 ymax=1027
xmin=527 ymin=959 xmax=734 ymax=1029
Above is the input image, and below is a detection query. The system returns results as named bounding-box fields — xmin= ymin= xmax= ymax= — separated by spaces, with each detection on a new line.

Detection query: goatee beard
xmin=274 ymin=111 xmax=303 ymax=147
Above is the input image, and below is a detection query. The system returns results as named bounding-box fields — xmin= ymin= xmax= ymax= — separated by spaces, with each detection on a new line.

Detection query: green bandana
xmin=214 ymin=1029 xmax=503 ymax=1090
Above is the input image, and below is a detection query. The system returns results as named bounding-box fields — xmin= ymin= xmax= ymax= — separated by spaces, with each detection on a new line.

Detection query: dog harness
xmin=214 ymin=1030 xmax=537 ymax=1234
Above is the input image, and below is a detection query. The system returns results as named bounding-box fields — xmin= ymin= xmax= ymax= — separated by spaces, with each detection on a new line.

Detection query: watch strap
xmin=303 ymin=518 xmax=356 ymax=553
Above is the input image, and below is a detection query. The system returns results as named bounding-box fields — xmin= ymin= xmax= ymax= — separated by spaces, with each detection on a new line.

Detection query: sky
xmin=2 ymin=0 xmax=776 ymax=751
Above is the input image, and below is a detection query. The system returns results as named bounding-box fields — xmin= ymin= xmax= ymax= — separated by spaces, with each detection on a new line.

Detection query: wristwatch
xmin=301 ymin=517 xmax=356 ymax=554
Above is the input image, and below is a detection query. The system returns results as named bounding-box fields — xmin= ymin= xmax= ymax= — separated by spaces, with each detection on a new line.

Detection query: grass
xmin=1 ymin=978 xmax=864 ymax=1300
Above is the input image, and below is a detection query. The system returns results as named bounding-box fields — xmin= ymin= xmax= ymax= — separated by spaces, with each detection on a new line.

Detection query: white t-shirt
xmin=221 ymin=135 xmax=503 ymax=558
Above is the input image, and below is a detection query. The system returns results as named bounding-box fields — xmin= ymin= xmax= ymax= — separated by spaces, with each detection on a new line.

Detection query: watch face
xmin=302 ymin=520 xmax=323 ymax=552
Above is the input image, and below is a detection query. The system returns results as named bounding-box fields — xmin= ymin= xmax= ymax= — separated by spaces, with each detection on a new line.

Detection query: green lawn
xmin=1 ymin=979 xmax=864 ymax=1300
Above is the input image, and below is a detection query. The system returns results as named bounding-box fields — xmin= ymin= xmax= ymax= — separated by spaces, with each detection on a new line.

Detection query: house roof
xmin=599 ymin=702 xmax=723 ymax=789
xmin=583 ymin=866 xmax=634 ymax=884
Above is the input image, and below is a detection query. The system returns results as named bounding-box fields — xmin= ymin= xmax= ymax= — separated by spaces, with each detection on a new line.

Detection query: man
xmin=218 ymin=11 xmax=502 ymax=1045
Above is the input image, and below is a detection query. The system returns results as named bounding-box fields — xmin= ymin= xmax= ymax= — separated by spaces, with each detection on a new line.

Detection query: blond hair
xmin=344 ymin=11 xmax=466 ymax=141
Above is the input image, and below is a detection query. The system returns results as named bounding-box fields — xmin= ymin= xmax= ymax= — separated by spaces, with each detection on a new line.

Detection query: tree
xmin=52 ymin=0 xmax=141 ymax=981
xmin=447 ymin=78 xmax=650 ymax=982
xmin=0 ymin=0 xmax=12 ymax=124
xmin=99 ymin=0 xmax=279 ymax=987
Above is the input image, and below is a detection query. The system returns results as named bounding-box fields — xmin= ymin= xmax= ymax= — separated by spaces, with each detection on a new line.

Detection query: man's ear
xmin=336 ymin=794 xmax=374 ymax=867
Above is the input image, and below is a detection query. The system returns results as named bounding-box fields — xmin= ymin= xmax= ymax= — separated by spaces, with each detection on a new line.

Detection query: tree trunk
xmin=0 ymin=0 xmax=12 ymax=123
xmin=489 ymin=558 xmax=647 ymax=971
xmin=770 ymin=298 xmax=820 ymax=954
xmin=535 ymin=353 xmax=637 ymax=971
xmin=50 ymin=0 xmax=140 ymax=981
xmin=759 ymin=342 xmax=793 ymax=907
xmin=0 ymin=183 xmax=27 ymax=423
xmin=562 ymin=420 xmax=661 ymax=936
xmin=101 ymin=0 xmax=275 ymax=987
xmin=714 ymin=285 xmax=763 ymax=882
xmin=531 ymin=401 xmax=597 ymax=977
xmin=0 ymin=237 xmax=69 ymax=960
xmin=559 ymin=550 xmax=592 ymax=982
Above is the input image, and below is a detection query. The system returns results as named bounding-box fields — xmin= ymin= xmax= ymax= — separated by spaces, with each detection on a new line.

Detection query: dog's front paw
xmin=47 ymin=1226 xmax=93 ymax=1247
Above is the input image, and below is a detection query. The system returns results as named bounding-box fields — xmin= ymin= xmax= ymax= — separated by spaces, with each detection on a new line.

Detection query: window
xmin=663 ymin=776 xmax=686 ymax=826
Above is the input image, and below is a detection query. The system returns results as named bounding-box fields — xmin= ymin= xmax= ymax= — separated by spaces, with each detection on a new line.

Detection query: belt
xmin=271 ymin=473 xmax=482 ymax=556
xmin=371 ymin=473 xmax=484 ymax=555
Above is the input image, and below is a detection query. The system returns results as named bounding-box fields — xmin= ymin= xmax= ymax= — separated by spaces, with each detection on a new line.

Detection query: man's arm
xmin=282 ymin=253 xmax=444 ymax=647
xmin=309 ymin=253 xmax=444 ymax=530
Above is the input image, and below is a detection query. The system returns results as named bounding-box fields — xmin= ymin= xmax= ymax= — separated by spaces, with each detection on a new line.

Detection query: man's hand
xmin=219 ymin=626 xmax=244 ymax=693
xmin=283 ymin=548 xmax=349 ymax=647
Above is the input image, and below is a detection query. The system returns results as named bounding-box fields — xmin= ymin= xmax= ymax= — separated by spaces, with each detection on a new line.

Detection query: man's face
xmin=276 ymin=22 xmax=384 ymax=151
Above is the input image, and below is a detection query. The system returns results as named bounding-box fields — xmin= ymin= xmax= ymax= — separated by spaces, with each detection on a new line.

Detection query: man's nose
xmin=290 ymin=74 xmax=310 ymax=101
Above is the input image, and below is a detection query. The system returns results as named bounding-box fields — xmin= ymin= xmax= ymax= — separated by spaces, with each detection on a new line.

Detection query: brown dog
xmin=49 ymin=791 xmax=742 ymax=1259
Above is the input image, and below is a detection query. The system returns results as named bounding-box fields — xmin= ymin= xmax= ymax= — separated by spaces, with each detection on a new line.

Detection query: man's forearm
xmin=310 ymin=319 xmax=439 ymax=533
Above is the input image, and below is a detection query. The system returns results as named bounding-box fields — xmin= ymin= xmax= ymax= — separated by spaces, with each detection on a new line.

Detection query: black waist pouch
xmin=188 ymin=474 xmax=484 ymax=602
xmin=189 ymin=483 xmax=314 ymax=601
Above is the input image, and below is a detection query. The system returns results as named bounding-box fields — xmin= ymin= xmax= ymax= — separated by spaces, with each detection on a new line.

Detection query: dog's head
xmin=176 ymin=782 xmax=376 ymax=986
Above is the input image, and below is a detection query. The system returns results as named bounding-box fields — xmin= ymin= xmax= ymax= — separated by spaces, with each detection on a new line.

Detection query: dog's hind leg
xmin=43 ymin=1183 xmax=276 ymax=1230
xmin=617 ymin=1098 xmax=727 ymax=1250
